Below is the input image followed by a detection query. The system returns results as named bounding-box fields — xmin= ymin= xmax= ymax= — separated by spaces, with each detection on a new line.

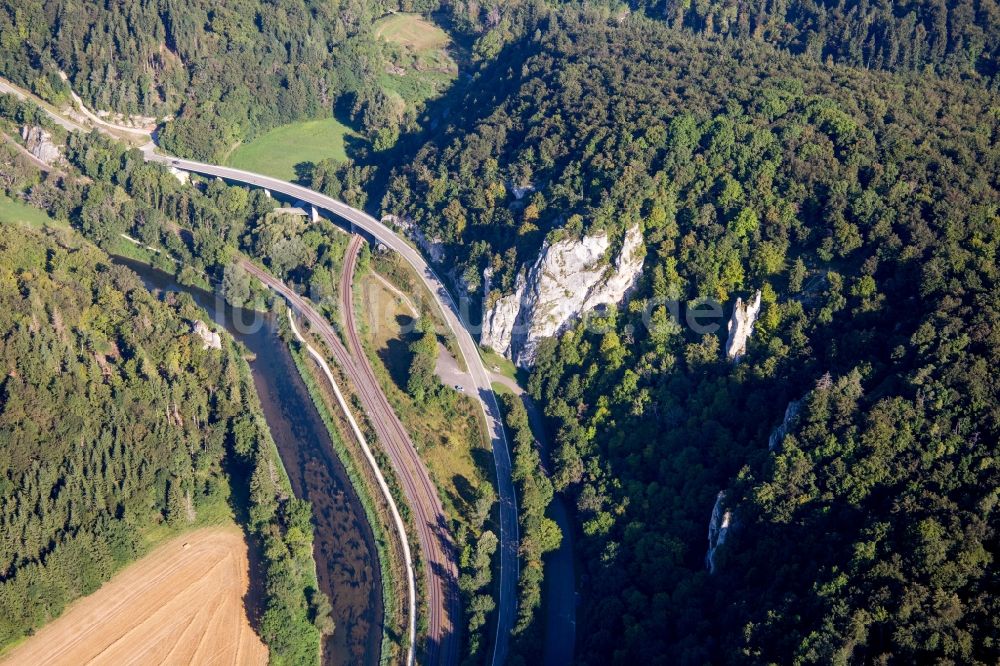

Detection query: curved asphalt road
xmin=142 ymin=149 xmax=520 ymax=666
xmin=1 ymin=74 xmax=520 ymax=663
xmin=0 ymin=78 xmax=84 ymax=133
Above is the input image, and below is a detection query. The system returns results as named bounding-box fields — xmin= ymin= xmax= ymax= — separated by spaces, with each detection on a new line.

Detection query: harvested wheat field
xmin=0 ymin=526 xmax=268 ymax=666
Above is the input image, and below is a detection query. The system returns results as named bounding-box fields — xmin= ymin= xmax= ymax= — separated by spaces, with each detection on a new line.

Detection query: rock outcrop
xmin=192 ymin=321 xmax=222 ymax=351
xmin=706 ymin=490 xmax=733 ymax=574
xmin=480 ymin=271 xmax=525 ymax=358
xmin=768 ymin=399 xmax=802 ymax=451
xmin=20 ymin=125 xmax=63 ymax=165
xmin=510 ymin=182 xmax=535 ymax=200
xmin=481 ymin=224 xmax=645 ymax=367
xmin=384 ymin=214 xmax=446 ymax=264
xmin=168 ymin=166 xmax=189 ymax=185
xmin=725 ymin=290 xmax=762 ymax=361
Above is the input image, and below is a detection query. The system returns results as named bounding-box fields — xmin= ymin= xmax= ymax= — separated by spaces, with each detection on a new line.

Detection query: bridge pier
xmin=263 ymin=188 xmax=271 ymax=199
xmin=311 ymin=205 xmax=321 ymax=223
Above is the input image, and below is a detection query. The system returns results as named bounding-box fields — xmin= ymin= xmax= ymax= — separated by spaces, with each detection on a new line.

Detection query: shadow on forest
xmin=343 ymin=25 xmax=538 ymax=214
xmin=294 ymin=161 xmax=315 ymax=183
xmin=221 ymin=449 xmax=268 ymax=636
xmin=376 ymin=313 xmax=417 ymax=392
xmin=449 ymin=473 xmax=476 ymax=518
xmin=343 ymin=133 xmax=370 ymax=161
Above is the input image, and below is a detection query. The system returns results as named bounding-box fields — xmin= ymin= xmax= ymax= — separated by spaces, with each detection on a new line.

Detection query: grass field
xmin=375 ymin=13 xmax=450 ymax=49
xmin=480 ymin=348 xmax=519 ymax=382
xmin=227 ymin=116 xmax=356 ymax=181
xmin=374 ymin=13 xmax=458 ymax=108
xmin=0 ymin=194 xmax=62 ymax=229
xmin=490 ymin=381 xmax=517 ymax=397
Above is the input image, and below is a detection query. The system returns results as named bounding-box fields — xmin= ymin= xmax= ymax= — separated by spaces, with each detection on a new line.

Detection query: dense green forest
xmin=2 ymin=0 xmax=1000 ymax=663
xmin=0 ymin=0 xmax=450 ymax=160
xmin=384 ymin=8 xmax=1000 ymax=664
xmin=0 ymin=222 xmax=329 ymax=662
xmin=0 ymin=225 xmax=220 ymax=643
xmin=625 ymin=0 xmax=1000 ymax=79
xmin=497 ymin=393 xmax=562 ymax=657
xmin=4 ymin=0 xmax=995 ymax=165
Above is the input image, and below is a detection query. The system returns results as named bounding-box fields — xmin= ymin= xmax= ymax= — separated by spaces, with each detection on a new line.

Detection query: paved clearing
xmin=0 ymin=526 xmax=268 ymax=666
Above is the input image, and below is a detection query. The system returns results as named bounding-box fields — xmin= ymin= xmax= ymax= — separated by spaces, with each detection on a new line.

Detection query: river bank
xmin=287 ymin=335 xmax=411 ymax=665
xmin=113 ymin=256 xmax=383 ymax=666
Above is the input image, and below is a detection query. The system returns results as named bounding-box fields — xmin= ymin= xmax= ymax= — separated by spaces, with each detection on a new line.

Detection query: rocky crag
xmin=481 ymin=224 xmax=645 ymax=367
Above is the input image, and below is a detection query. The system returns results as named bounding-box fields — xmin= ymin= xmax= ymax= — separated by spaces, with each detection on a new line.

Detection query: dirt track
xmin=0 ymin=526 xmax=268 ymax=666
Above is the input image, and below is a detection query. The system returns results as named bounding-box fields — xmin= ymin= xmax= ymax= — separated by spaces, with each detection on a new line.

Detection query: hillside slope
xmin=631 ymin=0 xmax=1000 ymax=79
xmin=0 ymin=223 xmax=328 ymax=662
xmin=384 ymin=10 xmax=1000 ymax=664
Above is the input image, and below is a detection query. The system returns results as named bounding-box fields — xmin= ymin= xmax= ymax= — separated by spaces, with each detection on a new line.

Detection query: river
xmin=115 ymin=257 xmax=382 ymax=666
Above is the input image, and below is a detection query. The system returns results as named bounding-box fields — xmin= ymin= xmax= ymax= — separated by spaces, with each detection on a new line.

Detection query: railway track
xmin=139 ymin=150 xmax=518 ymax=666
xmin=241 ymin=249 xmax=459 ymax=666
xmin=6 ymin=72 xmax=517 ymax=665
xmin=340 ymin=236 xmax=460 ymax=666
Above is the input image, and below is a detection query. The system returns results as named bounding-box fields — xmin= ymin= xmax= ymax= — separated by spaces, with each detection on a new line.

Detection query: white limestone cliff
xmin=21 ymin=125 xmax=63 ymax=165
xmin=706 ymin=490 xmax=732 ymax=574
xmin=481 ymin=224 xmax=645 ymax=367
xmin=768 ymin=399 xmax=802 ymax=451
xmin=510 ymin=182 xmax=535 ymax=200
xmin=168 ymin=166 xmax=189 ymax=185
xmin=192 ymin=320 xmax=222 ymax=351
xmin=725 ymin=290 xmax=762 ymax=361
xmin=480 ymin=269 xmax=525 ymax=358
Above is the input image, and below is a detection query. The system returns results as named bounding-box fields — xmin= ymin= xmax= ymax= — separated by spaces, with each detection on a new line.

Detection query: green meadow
xmin=226 ymin=117 xmax=356 ymax=181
